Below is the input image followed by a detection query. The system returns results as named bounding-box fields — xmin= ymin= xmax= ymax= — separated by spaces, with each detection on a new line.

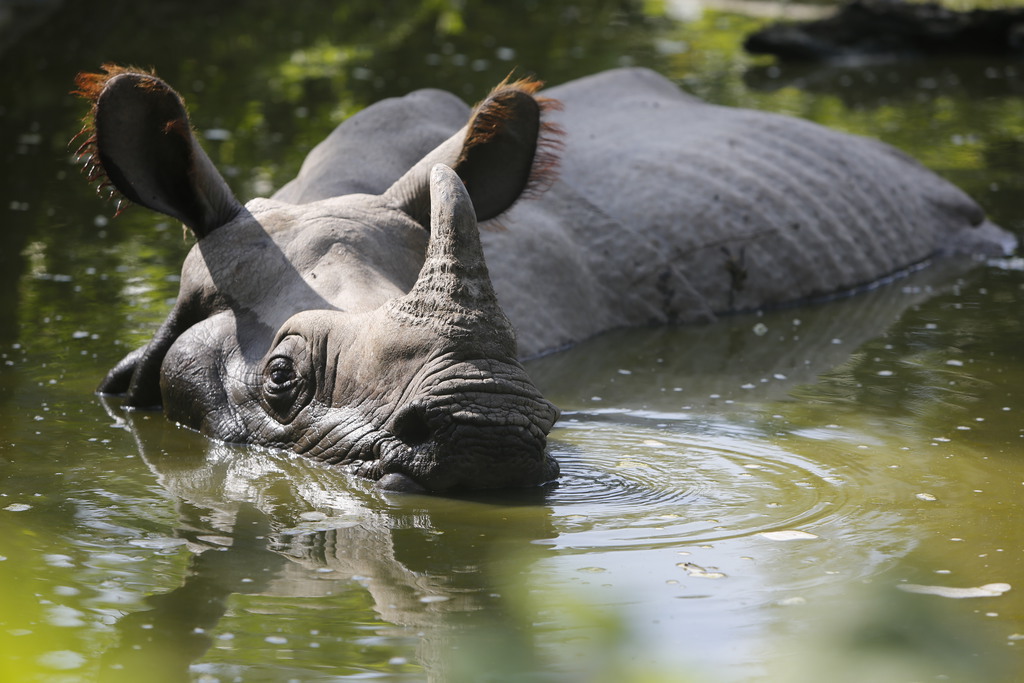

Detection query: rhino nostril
xmin=391 ymin=404 xmax=432 ymax=447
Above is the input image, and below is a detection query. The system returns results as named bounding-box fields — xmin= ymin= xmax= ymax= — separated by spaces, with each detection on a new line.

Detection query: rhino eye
xmin=261 ymin=336 xmax=313 ymax=423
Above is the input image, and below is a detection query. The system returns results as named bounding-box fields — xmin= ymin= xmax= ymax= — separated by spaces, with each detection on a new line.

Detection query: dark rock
xmin=745 ymin=0 xmax=1024 ymax=62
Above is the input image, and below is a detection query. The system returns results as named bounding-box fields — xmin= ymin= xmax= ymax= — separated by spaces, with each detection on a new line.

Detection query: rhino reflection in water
xmin=98 ymin=406 xmax=553 ymax=682
xmin=75 ymin=65 xmax=1014 ymax=494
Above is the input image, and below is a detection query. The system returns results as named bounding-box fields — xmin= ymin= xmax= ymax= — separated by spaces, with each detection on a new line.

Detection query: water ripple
xmin=546 ymin=413 xmax=848 ymax=550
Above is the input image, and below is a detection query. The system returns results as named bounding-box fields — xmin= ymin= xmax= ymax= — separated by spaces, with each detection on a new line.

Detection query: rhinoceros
xmin=75 ymin=65 xmax=1013 ymax=494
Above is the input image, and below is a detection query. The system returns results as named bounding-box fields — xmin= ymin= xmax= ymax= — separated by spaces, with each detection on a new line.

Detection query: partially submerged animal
xmin=745 ymin=0 xmax=1024 ymax=62
xmin=75 ymin=65 xmax=1013 ymax=493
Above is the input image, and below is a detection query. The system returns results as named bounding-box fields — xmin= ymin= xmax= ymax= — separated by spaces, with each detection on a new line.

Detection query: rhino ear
xmin=384 ymin=77 xmax=561 ymax=226
xmin=73 ymin=65 xmax=243 ymax=238
xmin=455 ymin=78 xmax=562 ymax=219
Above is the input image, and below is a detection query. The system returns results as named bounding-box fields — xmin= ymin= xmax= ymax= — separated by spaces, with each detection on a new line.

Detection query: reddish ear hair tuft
xmin=69 ymin=64 xmax=159 ymax=215
xmin=458 ymin=75 xmax=563 ymax=225
xmin=467 ymin=75 xmax=563 ymax=202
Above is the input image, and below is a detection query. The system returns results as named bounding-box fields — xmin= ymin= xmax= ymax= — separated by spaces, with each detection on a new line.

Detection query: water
xmin=2 ymin=1 xmax=1023 ymax=680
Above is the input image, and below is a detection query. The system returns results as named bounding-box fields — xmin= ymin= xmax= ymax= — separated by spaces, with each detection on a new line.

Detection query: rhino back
xmin=484 ymin=68 xmax=1010 ymax=357
xmin=274 ymin=89 xmax=469 ymax=204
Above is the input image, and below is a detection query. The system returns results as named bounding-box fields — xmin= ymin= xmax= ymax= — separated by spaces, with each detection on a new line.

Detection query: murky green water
xmin=2 ymin=1 xmax=1023 ymax=681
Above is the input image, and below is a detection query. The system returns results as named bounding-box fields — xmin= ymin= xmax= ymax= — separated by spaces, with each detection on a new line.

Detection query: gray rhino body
xmin=278 ymin=68 xmax=1012 ymax=356
xmin=79 ymin=66 xmax=1013 ymax=494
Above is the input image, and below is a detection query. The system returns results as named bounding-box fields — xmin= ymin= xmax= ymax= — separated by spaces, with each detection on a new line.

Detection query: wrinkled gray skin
xmin=87 ymin=66 xmax=1014 ymax=494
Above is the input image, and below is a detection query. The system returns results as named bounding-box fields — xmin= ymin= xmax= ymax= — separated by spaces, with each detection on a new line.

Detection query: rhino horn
xmin=73 ymin=65 xmax=243 ymax=238
xmin=387 ymin=164 xmax=516 ymax=355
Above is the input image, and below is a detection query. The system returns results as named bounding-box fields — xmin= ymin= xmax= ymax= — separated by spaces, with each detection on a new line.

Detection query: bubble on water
xmin=3 ymin=503 xmax=31 ymax=512
xmin=916 ymin=493 xmax=937 ymax=502
xmin=128 ymin=537 xmax=188 ymax=550
xmin=677 ymin=562 xmax=726 ymax=579
xmin=897 ymin=582 xmax=1011 ymax=599
xmin=760 ymin=530 xmax=818 ymax=541
xmin=43 ymin=554 xmax=74 ymax=568
xmin=752 ymin=322 xmax=768 ymax=336
xmin=47 ymin=605 xmax=86 ymax=627
xmin=419 ymin=595 xmax=450 ymax=603
xmin=776 ymin=596 xmax=807 ymax=607
xmin=37 ymin=650 xmax=85 ymax=671
xmin=265 ymin=635 xmax=288 ymax=645
xmin=614 ymin=459 xmax=652 ymax=472
xmin=92 ymin=552 xmax=144 ymax=565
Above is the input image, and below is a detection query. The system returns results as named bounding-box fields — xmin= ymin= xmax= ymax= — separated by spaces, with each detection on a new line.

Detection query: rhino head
xmin=74 ymin=66 xmax=560 ymax=493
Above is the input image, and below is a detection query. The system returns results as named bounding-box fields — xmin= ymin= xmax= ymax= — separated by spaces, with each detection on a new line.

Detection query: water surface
xmin=1 ymin=1 xmax=1023 ymax=680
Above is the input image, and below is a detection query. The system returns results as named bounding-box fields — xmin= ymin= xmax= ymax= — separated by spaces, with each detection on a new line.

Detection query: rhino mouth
xmin=288 ymin=401 xmax=561 ymax=491
xmin=289 ymin=358 xmax=560 ymax=494
xmin=296 ymin=383 xmax=558 ymax=494
xmin=343 ymin=406 xmax=560 ymax=494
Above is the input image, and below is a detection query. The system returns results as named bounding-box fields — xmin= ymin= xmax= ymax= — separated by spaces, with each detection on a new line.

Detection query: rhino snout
xmin=373 ymin=391 xmax=560 ymax=493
